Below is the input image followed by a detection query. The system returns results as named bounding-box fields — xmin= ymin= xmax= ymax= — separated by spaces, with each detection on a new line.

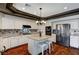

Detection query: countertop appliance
xmin=55 ymin=24 xmax=70 ymax=47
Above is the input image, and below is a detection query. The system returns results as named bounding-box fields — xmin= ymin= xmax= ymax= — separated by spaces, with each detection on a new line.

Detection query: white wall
xmin=0 ymin=13 xmax=38 ymax=29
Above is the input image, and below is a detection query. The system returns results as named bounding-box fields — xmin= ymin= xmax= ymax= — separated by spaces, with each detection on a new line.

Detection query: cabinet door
xmin=0 ymin=19 xmax=2 ymax=29
xmin=0 ymin=37 xmax=3 ymax=51
xmin=14 ymin=19 xmax=22 ymax=29
xmin=0 ymin=13 xmax=4 ymax=29
xmin=10 ymin=37 xmax=19 ymax=48
xmin=18 ymin=36 xmax=28 ymax=45
xmin=23 ymin=36 xmax=28 ymax=44
xmin=2 ymin=18 xmax=15 ymax=29
xmin=70 ymin=36 xmax=79 ymax=48
xmin=2 ymin=38 xmax=11 ymax=50
xmin=71 ymin=21 xmax=78 ymax=29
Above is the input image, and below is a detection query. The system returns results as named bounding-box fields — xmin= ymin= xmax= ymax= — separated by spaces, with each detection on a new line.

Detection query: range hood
xmin=22 ymin=25 xmax=31 ymax=28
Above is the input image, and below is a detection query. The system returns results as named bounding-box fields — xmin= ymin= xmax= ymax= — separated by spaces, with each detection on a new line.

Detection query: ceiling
xmin=13 ymin=3 xmax=79 ymax=17
xmin=0 ymin=3 xmax=79 ymax=20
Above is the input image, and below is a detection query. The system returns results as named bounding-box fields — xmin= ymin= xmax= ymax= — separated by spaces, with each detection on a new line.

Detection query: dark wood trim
xmin=46 ymin=8 xmax=79 ymax=19
xmin=0 ymin=9 xmax=38 ymax=20
xmin=6 ymin=3 xmax=41 ymax=20
xmin=2 ymin=3 xmax=79 ymax=20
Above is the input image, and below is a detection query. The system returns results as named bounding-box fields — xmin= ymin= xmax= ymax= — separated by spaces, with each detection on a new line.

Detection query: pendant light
xmin=36 ymin=8 xmax=46 ymax=25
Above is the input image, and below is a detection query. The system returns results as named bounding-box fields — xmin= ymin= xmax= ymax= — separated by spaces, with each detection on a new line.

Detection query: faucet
xmin=39 ymin=31 xmax=42 ymax=37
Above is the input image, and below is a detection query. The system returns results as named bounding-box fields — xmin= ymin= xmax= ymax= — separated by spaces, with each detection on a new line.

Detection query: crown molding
xmin=4 ymin=3 xmax=79 ymax=20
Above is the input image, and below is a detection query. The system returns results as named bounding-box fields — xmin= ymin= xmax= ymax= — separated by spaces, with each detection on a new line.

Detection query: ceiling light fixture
xmin=36 ymin=8 xmax=46 ymax=25
xmin=22 ymin=7 xmax=25 ymax=10
xmin=64 ymin=6 xmax=68 ymax=9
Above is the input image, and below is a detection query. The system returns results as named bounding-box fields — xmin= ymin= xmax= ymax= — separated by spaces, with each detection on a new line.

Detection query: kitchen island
xmin=27 ymin=34 xmax=52 ymax=55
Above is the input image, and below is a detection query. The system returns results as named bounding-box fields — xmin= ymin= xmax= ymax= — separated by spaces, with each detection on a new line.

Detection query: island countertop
xmin=27 ymin=35 xmax=52 ymax=41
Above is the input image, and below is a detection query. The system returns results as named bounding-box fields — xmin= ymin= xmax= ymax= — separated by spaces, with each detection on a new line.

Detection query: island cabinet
xmin=28 ymin=35 xmax=52 ymax=55
xmin=28 ymin=38 xmax=49 ymax=55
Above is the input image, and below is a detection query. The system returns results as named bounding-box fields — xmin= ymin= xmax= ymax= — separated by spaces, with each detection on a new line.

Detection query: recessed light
xmin=22 ymin=7 xmax=25 ymax=10
xmin=64 ymin=7 xmax=68 ymax=9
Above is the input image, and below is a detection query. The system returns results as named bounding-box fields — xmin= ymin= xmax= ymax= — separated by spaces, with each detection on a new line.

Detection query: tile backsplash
xmin=0 ymin=29 xmax=38 ymax=37
xmin=0 ymin=29 xmax=21 ymax=37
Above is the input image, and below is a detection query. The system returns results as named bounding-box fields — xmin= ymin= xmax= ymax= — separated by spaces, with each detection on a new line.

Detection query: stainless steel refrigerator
xmin=56 ymin=24 xmax=70 ymax=47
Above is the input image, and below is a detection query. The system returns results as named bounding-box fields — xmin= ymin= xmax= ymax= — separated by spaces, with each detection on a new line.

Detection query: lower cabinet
xmin=10 ymin=37 xmax=19 ymax=48
xmin=70 ymin=36 xmax=79 ymax=48
xmin=1 ymin=36 xmax=28 ymax=51
xmin=2 ymin=38 xmax=11 ymax=50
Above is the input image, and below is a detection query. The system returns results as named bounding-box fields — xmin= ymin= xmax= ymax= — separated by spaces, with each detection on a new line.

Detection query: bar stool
xmin=38 ymin=41 xmax=48 ymax=55
xmin=45 ymin=40 xmax=53 ymax=54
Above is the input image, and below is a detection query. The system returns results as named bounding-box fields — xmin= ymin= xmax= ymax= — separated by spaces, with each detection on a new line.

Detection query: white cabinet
xmin=10 ymin=37 xmax=19 ymax=48
xmin=70 ymin=21 xmax=79 ymax=29
xmin=18 ymin=36 xmax=28 ymax=45
xmin=2 ymin=38 xmax=11 ymax=50
xmin=0 ymin=19 xmax=2 ymax=29
xmin=1 ymin=37 xmax=18 ymax=50
xmin=52 ymin=24 xmax=56 ymax=29
xmin=2 ymin=17 xmax=15 ymax=29
xmin=1 ymin=36 xmax=28 ymax=51
xmin=0 ymin=13 xmax=4 ymax=29
xmin=14 ymin=19 xmax=22 ymax=29
xmin=0 ymin=37 xmax=3 ymax=51
xmin=70 ymin=36 xmax=79 ymax=48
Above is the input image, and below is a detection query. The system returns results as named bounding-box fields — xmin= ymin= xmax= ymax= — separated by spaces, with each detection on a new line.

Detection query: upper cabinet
xmin=14 ymin=19 xmax=22 ymax=29
xmin=70 ymin=21 xmax=79 ymax=29
xmin=2 ymin=17 xmax=15 ymax=29
xmin=0 ymin=13 xmax=3 ymax=29
xmin=0 ymin=17 xmax=2 ymax=29
xmin=0 ymin=14 xmax=38 ymax=29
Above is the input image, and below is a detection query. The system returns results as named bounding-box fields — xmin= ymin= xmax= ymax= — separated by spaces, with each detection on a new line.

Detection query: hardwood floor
xmin=52 ymin=44 xmax=79 ymax=55
xmin=2 ymin=43 xmax=79 ymax=55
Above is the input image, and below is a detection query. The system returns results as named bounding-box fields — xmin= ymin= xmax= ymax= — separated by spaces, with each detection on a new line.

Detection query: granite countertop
xmin=1 ymin=32 xmax=38 ymax=38
xmin=28 ymin=35 xmax=51 ymax=41
xmin=2 ymin=34 xmax=31 ymax=38
xmin=71 ymin=34 xmax=79 ymax=36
